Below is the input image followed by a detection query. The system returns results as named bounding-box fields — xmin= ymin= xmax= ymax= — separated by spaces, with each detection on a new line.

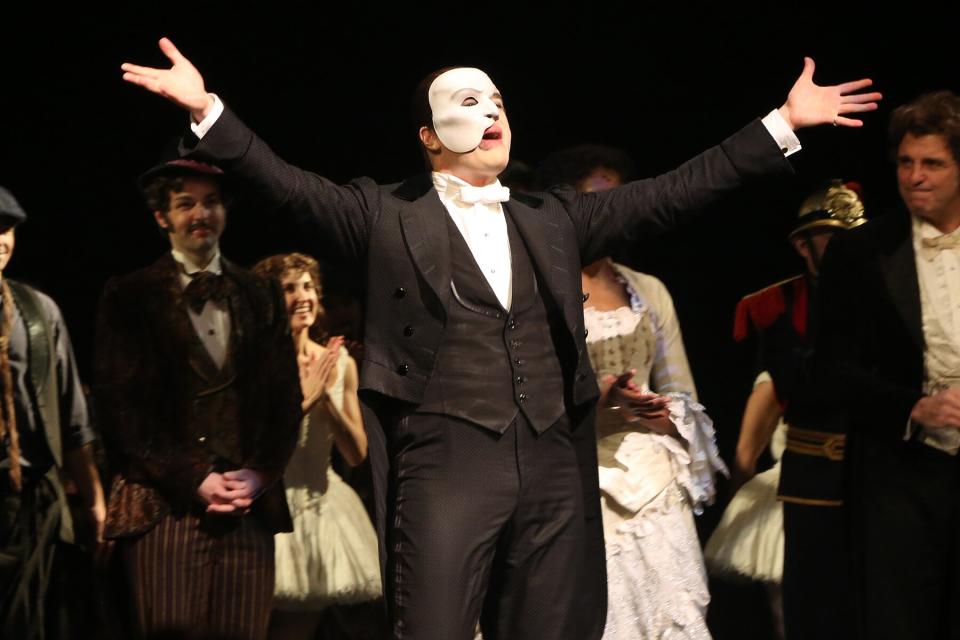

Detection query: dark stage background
xmin=1 ymin=3 xmax=956 ymax=637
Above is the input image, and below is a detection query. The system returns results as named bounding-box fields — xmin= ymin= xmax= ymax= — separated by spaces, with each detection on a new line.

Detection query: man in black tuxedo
xmin=121 ymin=38 xmax=880 ymax=640
xmin=816 ymin=91 xmax=960 ymax=639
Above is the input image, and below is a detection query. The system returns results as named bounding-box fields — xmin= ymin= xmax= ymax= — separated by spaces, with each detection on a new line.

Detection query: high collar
xmin=913 ymin=215 xmax=960 ymax=241
xmin=171 ymin=246 xmax=223 ymax=276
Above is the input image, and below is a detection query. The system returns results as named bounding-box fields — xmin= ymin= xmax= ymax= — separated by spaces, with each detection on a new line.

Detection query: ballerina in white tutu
xmin=705 ymin=372 xmax=786 ymax=585
xmin=253 ymin=253 xmax=381 ymax=639
xmin=704 ymin=372 xmax=786 ymax=639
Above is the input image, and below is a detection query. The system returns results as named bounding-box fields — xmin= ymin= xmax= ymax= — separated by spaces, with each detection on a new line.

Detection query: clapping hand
xmin=299 ymin=336 xmax=343 ymax=412
xmin=602 ymin=370 xmax=677 ymax=436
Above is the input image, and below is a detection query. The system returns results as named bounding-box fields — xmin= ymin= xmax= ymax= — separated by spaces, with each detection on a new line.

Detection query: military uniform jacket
xmin=735 ymin=274 xmax=846 ymax=505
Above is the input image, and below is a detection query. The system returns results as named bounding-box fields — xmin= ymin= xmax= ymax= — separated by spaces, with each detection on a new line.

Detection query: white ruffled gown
xmin=584 ymin=266 xmax=728 ymax=640
xmin=273 ymin=347 xmax=382 ymax=610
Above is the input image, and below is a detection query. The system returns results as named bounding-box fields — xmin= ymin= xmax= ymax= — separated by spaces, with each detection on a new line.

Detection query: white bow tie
xmin=920 ymin=233 xmax=960 ymax=261
xmin=456 ymin=183 xmax=511 ymax=206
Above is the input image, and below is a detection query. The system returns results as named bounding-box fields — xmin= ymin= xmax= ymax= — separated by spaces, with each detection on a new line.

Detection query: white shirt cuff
xmin=761 ymin=109 xmax=802 ymax=157
xmin=904 ymin=417 xmax=918 ymax=442
xmin=190 ymin=94 xmax=224 ymax=140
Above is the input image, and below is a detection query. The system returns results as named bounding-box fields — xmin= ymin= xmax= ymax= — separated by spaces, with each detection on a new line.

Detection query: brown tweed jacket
xmin=94 ymin=253 xmax=302 ymax=538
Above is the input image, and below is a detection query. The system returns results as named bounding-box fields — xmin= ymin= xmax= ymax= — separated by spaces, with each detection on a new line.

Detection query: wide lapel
xmin=504 ymin=195 xmax=577 ymax=329
xmin=879 ymin=215 xmax=924 ymax=352
xmin=155 ymin=254 xmax=219 ymax=383
xmin=396 ymin=174 xmax=452 ymax=313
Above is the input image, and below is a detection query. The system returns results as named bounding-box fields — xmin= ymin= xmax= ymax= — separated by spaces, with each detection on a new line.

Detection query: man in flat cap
xmin=93 ymin=160 xmax=303 ymax=639
xmin=0 ymin=186 xmax=105 ymax=640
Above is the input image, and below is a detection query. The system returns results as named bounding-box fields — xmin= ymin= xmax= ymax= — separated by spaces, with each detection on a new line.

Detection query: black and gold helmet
xmin=788 ymin=180 xmax=867 ymax=241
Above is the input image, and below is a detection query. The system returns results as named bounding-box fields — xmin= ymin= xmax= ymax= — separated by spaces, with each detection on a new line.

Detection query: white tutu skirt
xmin=274 ymin=471 xmax=382 ymax=610
xmin=703 ymin=463 xmax=784 ymax=583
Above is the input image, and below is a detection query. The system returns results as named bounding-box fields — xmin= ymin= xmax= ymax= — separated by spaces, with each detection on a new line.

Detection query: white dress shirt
xmin=432 ymin=172 xmax=513 ymax=309
xmin=172 ymin=248 xmax=231 ymax=369
xmin=909 ymin=217 xmax=960 ymax=454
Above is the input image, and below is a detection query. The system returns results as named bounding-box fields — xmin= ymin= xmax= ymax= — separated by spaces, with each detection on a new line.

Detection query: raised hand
xmin=121 ymin=37 xmax=214 ymax=121
xmin=778 ymin=57 xmax=882 ymax=130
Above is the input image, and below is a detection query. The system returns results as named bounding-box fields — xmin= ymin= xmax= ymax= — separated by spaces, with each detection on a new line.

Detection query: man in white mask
xmin=120 ymin=38 xmax=881 ymax=640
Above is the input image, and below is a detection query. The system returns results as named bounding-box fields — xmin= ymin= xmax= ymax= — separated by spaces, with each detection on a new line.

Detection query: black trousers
xmin=852 ymin=437 xmax=960 ymax=640
xmin=386 ymin=411 xmax=586 ymax=640
xmin=782 ymin=502 xmax=851 ymax=640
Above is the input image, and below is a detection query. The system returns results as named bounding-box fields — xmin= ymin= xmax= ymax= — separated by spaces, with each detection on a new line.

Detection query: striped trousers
xmin=121 ymin=512 xmax=274 ymax=640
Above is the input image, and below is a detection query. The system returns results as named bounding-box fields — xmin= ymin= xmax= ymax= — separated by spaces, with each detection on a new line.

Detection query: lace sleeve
xmin=663 ymin=394 xmax=728 ymax=513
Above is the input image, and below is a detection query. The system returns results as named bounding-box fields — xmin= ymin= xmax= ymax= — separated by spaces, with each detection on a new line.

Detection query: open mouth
xmin=478 ymin=126 xmax=504 ymax=150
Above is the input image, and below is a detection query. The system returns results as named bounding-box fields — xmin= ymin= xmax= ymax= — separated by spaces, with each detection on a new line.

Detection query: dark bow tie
xmin=184 ymin=271 xmax=230 ymax=313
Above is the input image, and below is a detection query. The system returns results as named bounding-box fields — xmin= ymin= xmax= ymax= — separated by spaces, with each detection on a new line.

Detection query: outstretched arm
xmin=777 ymin=57 xmax=881 ymax=130
xmin=571 ymin=59 xmax=881 ymax=264
xmin=122 ymin=38 xmax=375 ymax=265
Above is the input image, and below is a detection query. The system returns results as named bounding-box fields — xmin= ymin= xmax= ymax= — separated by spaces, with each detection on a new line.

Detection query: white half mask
xmin=428 ymin=68 xmax=501 ymax=153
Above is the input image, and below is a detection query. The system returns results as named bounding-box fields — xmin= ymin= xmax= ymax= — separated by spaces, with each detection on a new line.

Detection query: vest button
xmin=509 ymin=340 xmax=520 ymax=349
xmin=581 ymin=292 xmax=590 ymax=303
xmin=518 ymin=393 xmax=528 ymax=403
xmin=514 ymin=358 xmax=524 ymax=367
xmin=507 ymin=320 xmax=518 ymax=331
xmin=197 ymin=436 xmax=207 ymax=444
xmin=396 ymin=364 xmax=409 ymax=376
xmin=516 ymin=375 xmax=525 ymax=384
xmin=403 ymin=325 xmax=415 ymax=337
xmin=394 ymin=287 xmax=406 ymax=299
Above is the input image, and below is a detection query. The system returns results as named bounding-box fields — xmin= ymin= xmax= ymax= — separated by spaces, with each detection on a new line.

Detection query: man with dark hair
xmin=816 ymin=90 xmax=960 ymax=638
xmin=0 ymin=186 xmax=105 ymax=640
xmin=121 ymin=38 xmax=880 ymax=639
xmin=93 ymin=159 xmax=303 ymax=639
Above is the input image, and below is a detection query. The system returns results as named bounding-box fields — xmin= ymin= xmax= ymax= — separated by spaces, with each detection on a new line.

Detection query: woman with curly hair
xmin=253 ymin=253 xmax=380 ymax=639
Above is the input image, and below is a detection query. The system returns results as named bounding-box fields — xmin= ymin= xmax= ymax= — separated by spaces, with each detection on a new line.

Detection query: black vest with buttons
xmin=183 ymin=327 xmax=243 ymax=467
xmin=417 ymin=213 xmax=567 ymax=433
